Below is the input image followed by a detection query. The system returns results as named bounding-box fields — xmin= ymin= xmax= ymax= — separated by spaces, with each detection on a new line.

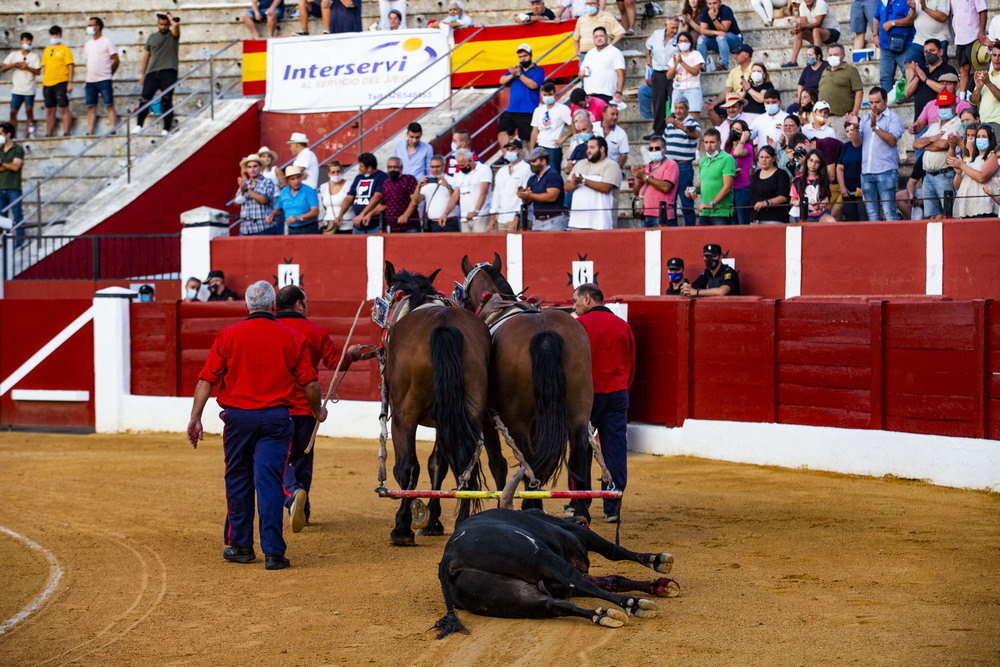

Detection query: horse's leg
xmin=482 ymin=424 xmax=508 ymax=493
xmin=568 ymin=521 xmax=674 ymax=574
xmin=566 ymin=421 xmax=593 ymax=522
xmin=583 ymin=574 xmax=680 ymax=598
xmin=530 ymin=548 xmax=658 ymax=618
xmin=390 ymin=417 xmax=419 ymax=546
xmin=422 ymin=441 xmax=447 ymax=536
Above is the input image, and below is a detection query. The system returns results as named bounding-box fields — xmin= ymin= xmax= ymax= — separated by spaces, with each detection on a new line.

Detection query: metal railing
xmin=2 ymin=39 xmax=243 ymax=237
xmin=6 ymin=234 xmax=181 ymax=281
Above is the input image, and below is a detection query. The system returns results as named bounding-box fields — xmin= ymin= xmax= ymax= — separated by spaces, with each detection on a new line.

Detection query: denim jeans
xmin=0 ymin=189 xmax=24 ymax=246
xmin=922 ymin=171 xmax=954 ymax=218
xmin=861 ymin=169 xmax=899 ymax=221
xmin=352 ymin=225 xmax=381 ymax=234
xmin=733 ymin=186 xmax=750 ymax=225
xmin=544 ymin=146 xmax=563 ymax=172
xmin=698 ymin=215 xmax=732 ymax=226
xmin=879 ymin=48 xmax=909 ymax=95
xmin=639 ymin=82 xmax=653 ymax=121
xmin=697 ymin=32 xmax=742 ymax=69
xmin=643 ymin=214 xmax=676 ymax=227
xmin=677 ymin=161 xmax=695 ymax=227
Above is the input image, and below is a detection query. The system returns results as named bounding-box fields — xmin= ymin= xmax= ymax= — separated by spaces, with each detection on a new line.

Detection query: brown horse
xmin=455 ymin=254 xmax=598 ymax=520
xmin=378 ymin=262 xmax=502 ymax=545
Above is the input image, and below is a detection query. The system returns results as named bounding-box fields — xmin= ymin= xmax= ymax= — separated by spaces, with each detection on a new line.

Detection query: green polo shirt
xmin=818 ymin=64 xmax=863 ymax=116
xmin=0 ymin=142 xmax=25 ymax=192
xmin=698 ymin=151 xmax=736 ymax=218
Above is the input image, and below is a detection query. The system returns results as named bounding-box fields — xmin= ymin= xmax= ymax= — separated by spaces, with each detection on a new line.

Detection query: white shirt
xmin=593 ymin=123 xmax=630 ymax=164
xmin=803 ymin=122 xmax=837 ymax=139
xmin=531 ymin=103 xmax=572 ymax=148
xmin=987 ymin=14 xmax=1000 ymax=44
xmin=671 ymin=50 xmax=704 ymax=90
xmin=444 ymin=13 xmax=474 ymax=28
xmin=261 ymin=167 xmax=280 ymax=189
xmin=4 ymin=50 xmax=41 ymax=95
xmin=421 ymin=176 xmax=456 ymax=219
xmin=750 ymin=110 xmax=789 ymax=152
xmin=581 ymin=44 xmax=626 ymax=98
xmin=799 ymin=0 xmax=841 ymax=33
xmin=915 ymin=0 xmax=953 ymax=44
xmin=490 ymin=159 xmax=532 ymax=224
xmin=292 ymin=147 xmax=319 ymax=191
xmin=451 ymin=162 xmax=493 ymax=220
xmin=568 ymin=157 xmax=622 ymax=230
xmin=320 ymin=181 xmax=355 ymax=231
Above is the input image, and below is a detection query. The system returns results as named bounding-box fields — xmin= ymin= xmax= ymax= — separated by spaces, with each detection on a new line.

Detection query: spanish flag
xmin=242 ymin=40 xmax=267 ymax=96
xmin=451 ymin=21 xmax=577 ymax=89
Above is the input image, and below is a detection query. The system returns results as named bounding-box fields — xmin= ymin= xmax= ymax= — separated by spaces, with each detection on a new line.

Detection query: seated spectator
xmin=568 ymin=109 xmax=594 ymax=152
xmin=330 ymin=0 xmax=362 ymax=33
xmin=573 ymin=0 xmax=625 ymax=57
xmin=851 ymin=0 xmax=878 ymax=51
xmin=206 ymin=270 xmax=239 ymax=302
xmin=664 ymin=256 xmax=690 ymax=295
xmin=319 ymin=161 xmax=355 ymax=233
xmin=947 ymin=123 xmax=999 ymax=218
xmin=566 ymin=136 xmax=622 ymax=230
xmin=909 ymin=72 xmax=970 ymax=134
xmin=797 ymin=46 xmax=829 ymax=100
xmin=269 ymin=165 xmax=320 ymax=234
xmin=392 ymin=122 xmax=433 ymax=180
xmin=638 ymin=81 xmax=653 ymax=121
xmin=375 ymin=156 xmax=420 ymax=233
xmin=581 ymin=27 xmax=626 ymax=105
xmin=531 ymin=80 xmax=573 ymax=169
xmin=715 ymin=94 xmax=747 ymax=138
xmin=183 ymin=277 xmax=202 ymax=302
xmin=667 ymin=32 xmax=705 ymax=120
xmin=518 ymin=147 xmax=567 ymax=230
xmin=909 ymin=1 xmax=950 ymax=68
xmin=818 ymin=43 xmax=863 ymax=139
xmin=570 ymin=87 xmax=607 ymax=124
xmin=696 ymin=0 xmax=742 ymax=70
xmin=296 ymin=0 xmax=330 ymax=35
xmin=555 ymin=0 xmax=585 ymax=22
xmin=408 ymin=155 xmax=458 ymax=232
xmin=681 ymin=0 xmax=707 ymax=39
xmin=631 ymin=135 xmax=679 ymax=227
xmin=750 ymin=145 xmax=791 ymax=224
xmin=645 ymin=15 xmax=682 ymax=138
xmin=288 ymin=132 xmax=319 ymax=190
xmin=803 ymin=100 xmax=837 ymax=139
xmin=234 ymin=153 xmax=278 ymax=236
xmin=516 ymin=0 xmax=555 ymax=23
xmin=385 ymin=9 xmax=403 ymax=29
xmin=836 ymin=118 xmax=864 ymax=221
xmin=593 ymin=103 xmax=629 ymax=168
xmin=904 ymin=39 xmax=957 ymax=124
xmin=380 ymin=0 xmax=407 ymax=30
xmin=725 ymin=119 xmax=753 ymax=225
xmin=441 ymin=1 xmax=474 ymax=29
xmin=442 ymin=149 xmax=492 ymax=232
xmin=242 ymin=0 xmax=283 ymax=39
xmin=498 ymin=43 xmax=545 ymax=149
xmin=786 ymin=87 xmax=818 ymax=116
xmin=616 ymin=0 xmax=638 ymax=37
xmin=783 ymin=0 xmax=842 ymax=68
xmin=337 ymin=152 xmax=386 ymax=234
xmin=446 ymin=129 xmax=480 ymax=177
xmin=3 ymin=32 xmax=41 ymax=139
xmin=749 ymin=0 xmax=788 ymax=26
xmin=680 ymin=243 xmax=741 ymax=296
xmin=689 ymin=128 xmax=735 ymax=225
xmin=489 ymin=138 xmax=532 ymax=232
xmin=737 ymin=62 xmax=771 ymax=118
xmin=256 ymin=145 xmax=281 ymax=188
xmin=749 ymin=89 xmax=788 ymax=152
xmin=706 ymin=43 xmax=751 ymax=128
xmin=913 ymin=91 xmax=962 ymax=220
xmin=790 ymin=149 xmax=837 ymax=222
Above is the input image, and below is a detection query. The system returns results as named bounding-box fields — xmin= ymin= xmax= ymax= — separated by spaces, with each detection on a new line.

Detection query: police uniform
xmin=198 ymin=311 xmax=317 ymax=561
xmin=275 ymin=311 xmax=344 ymax=525
xmin=690 ymin=265 xmax=741 ymax=295
xmin=665 ymin=257 xmax=687 ymax=295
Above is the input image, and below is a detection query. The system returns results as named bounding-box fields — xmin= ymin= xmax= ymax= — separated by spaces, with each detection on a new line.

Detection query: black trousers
xmin=651 ymin=70 xmax=672 ymax=135
xmin=137 ymin=68 xmax=178 ymax=131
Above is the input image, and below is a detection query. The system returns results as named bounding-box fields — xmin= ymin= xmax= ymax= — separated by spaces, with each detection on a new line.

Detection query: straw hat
xmin=971 ymin=40 xmax=990 ymax=71
xmin=285 ymin=165 xmax=305 ymax=178
xmin=287 ymin=132 xmax=309 ymax=144
xmin=257 ymin=145 xmax=279 ymax=163
xmin=240 ymin=153 xmax=264 ymax=169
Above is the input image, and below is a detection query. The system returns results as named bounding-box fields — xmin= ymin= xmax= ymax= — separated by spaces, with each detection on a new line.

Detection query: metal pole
xmin=209 ymin=56 xmax=215 ymax=120
xmin=126 ymin=111 xmax=132 ymax=183
xmin=358 ymin=106 xmax=363 ymax=157
xmin=36 ymin=184 xmax=42 ymax=234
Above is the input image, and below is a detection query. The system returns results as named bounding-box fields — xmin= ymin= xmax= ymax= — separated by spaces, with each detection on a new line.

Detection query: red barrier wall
xmin=943 ymin=220 xmax=1000 ymax=300
xmin=989 ymin=302 xmax=1000 ymax=440
xmin=384 ymin=235 xmax=506 ymax=296
xmin=3 ymin=280 xmax=177 ymax=301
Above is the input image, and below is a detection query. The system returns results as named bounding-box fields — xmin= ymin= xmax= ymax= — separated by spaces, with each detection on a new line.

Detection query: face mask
xmin=86 ymin=26 xmax=96 ymax=36
xmin=706 ymin=149 xmax=720 ymax=159
xmin=961 ymin=122 xmax=972 ymax=134
xmin=21 ymin=43 xmax=31 ymax=51
xmin=530 ymin=162 xmax=543 ymax=174
xmin=542 ymin=95 xmax=555 ymax=105
xmin=668 ymin=271 xmax=684 ymax=283
xmin=750 ymin=71 xmax=763 ymax=84
xmin=976 ymin=137 xmax=989 ymax=151
xmin=938 ymin=107 xmax=954 ymax=121
xmin=678 ymin=42 xmax=691 ymax=52
xmin=505 ymin=151 xmax=520 ymax=162
xmin=805 ymin=55 xmax=816 ymax=66
xmin=50 ymin=37 xmax=61 ymax=45
xmin=814 ymin=115 xmax=827 ymax=125
xmin=925 ymin=52 xmax=940 ymax=65
xmin=208 ymin=284 xmax=219 ymax=294
xmin=186 ymin=289 xmax=198 ymax=300
xmin=765 ymin=103 xmax=780 ymax=115
xmin=451 ymin=141 xmax=459 ymax=152
xmin=647 ymin=150 xmax=663 ymax=163
xmin=388 ymin=170 xmax=401 ymax=181
xmin=139 ymin=293 xmax=152 ymax=303
xmin=704 ymin=257 xmax=719 ymax=271
xmin=329 ymin=173 xmax=344 ymax=183
xmin=828 ymin=55 xmax=841 ymax=68
xmin=459 ymin=165 xmax=472 ymax=174
xmin=586 ymin=5 xmax=598 ymax=14
xmin=576 ymin=132 xmax=591 ymax=142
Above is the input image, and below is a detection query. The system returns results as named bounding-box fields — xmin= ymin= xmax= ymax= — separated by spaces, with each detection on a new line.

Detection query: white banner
xmin=264 ymin=30 xmax=450 ymax=113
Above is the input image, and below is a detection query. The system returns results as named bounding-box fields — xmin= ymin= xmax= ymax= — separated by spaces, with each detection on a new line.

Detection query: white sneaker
xmin=27 ymin=123 xmax=35 ymax=138
xmin=161 ymin=129 xmax=168 ymax=136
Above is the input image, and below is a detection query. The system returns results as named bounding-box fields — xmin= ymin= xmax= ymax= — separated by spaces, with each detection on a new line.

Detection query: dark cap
xmin=732 ymin=43 xmax=753 ymax=56
xmin=666 ymin=257 xmax=684 ymax=270
xmin=505 ymin=137 xmax=523 ymax=149
xmin=527 ymin=146 xmax=549 ymax=161
xmin=205 ymin=269 xmax=225 ymax=282
xmin=703 ymin=243 xmax=722 ymax=256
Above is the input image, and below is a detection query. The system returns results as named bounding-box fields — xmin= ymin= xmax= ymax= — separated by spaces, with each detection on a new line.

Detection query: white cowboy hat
xmin=287 ymin=132 xmax=309 ymax=144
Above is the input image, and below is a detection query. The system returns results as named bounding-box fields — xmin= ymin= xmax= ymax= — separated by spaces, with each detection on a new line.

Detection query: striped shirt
xmin=664 ymin=116 xmax=700 ymax=163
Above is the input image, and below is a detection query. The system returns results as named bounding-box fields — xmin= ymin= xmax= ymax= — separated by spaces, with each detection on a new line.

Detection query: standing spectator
xmin=909 ymin=0 xmax=951 ymax=67
xmin=947 ymin=123 xmax=999 ymax=217
xmin=631 ymin=135 xmax=678 ymax=227
xmin=783 ymin=0 xmax=842 ymax=68
xmin=750 ymin=145 xmax=791 ymax=224
xmin=40 ymin=26 xmax=73 ymax=138
xmin=442 ymin=149 xmax=492 ymax=233
xmin=567 ymin=110 xmax=593 ymax=153
xmin=724 ymin=119 xmax=753 ymax=225
xmin=667 ymin=32 xmax=705 ymax=120
xmin=517 ymin=147 xmax=567 ymax=230
xmin=774 ymin=116 xmax=804 ymax=174
xmin=0 ymin=122 xmax=25 ymax=245
xmin=696 ymin=0 xmax=742 ymax=70
xmin=874 ymin=0 xmax=916 ymax=94
xmin=205 ymin=270 xmax=239 ymax=301
xmin=715 ymin=94 xmax=748 ymax=138
xmin=573 ymin=0 xmax=625 ymax=57
xmin=593 ymin=103 xmax=629 ymax=169
xmin=663 ymin=98 xmax=701 ymax=226
xmin=971 ymin=44 xmax=1000 ymax=131
xmin=489 ymin=138 xmax=532 ymax=232
xmin=797 ymin=46 xmax=829 ymax=100
xmin=411 ymin=155 xmax=458 ymax=232
xmin=446 ymin=129 xmax=480 ymax=177
xmin=242 ymin=0 xmax=283 ymax=38
xmin=268 ymin=166 xmax=319 ymax=235
xmin=909 ymin=72 xmax=970 ymax=134
xmin=441 ymin=1 xmax=474 ymax=29
xmin=750 ymin=0 xmax=788 ymax=25
xmin=296 ymin=0 xmax=330 ymax=36
xmin=689 ymin=128 xmax=736 ymax=226
xmin=234 ymin=153 xmax=278 ymax=236
xmin=257 ymin=145 xmax=282 ymax=187
xmin=803 ymin=100 xmax=837 ymax=139
xmin=83 ymin=17 xmax=119 ymax=136
xmin=914 ymin=91 xmax=962 ymax=219
xmin=137 ymin=13 xmax=180 ymax=135
xmin=570 ymin=282 xmax=634 ymax=523
xmin=790 ymin=149 xmax=837 ymax=222
xmin=380 ymin=0 xmax=407 ymax=29
xmin=381 ymin=156 xmax=420 ymax=233
xmin=705 ymin=43 xmax=753 ymax=127
xmin=818 ymin=43 xmax=864 ymax=139
xmin=681 ymin=243 xmax=741 ymax=296
xmin=183 ymin=277 xmax=202 ymax=302
xmin=851 ymin=86 xmax=904 ymax=221
xmin=331 ymin=0 xmax=362 ymax=33
xmin=318 ymin=161 xmax=354 ymax=233
xmin=187 ymin=280 xmax=325 ymax=571
xmin=749 ymin=89 xmax=788 ymax=152
xmin=905 ymin=39 xmax=956 ymax=123
xmin=645 ymin=16 xmax=681 ymax=139
xmin=581 ymin=28 xmax=626 ymax=105
xmin=2 ymin=33 xmax=41 ymax=139
xmin=497 ymin=44 xmax=545 ymax=148
xmin=287 ymin=132 xmax=319 ymax=190
xmin=566 ymin=136 xmax=621 ymax=230
xmin=392 ymin=122 xmax=433 ymax=181
xmin=664 ymin=257 xmax=690 ymax=294
xmin=516 ymin=0 xmax=556 ymax=23
xmin=950 ymin=0 xmax=988 ymax=99
xmin=851 ymin=0 xmax=878 ymax=51
xmin=569 ymin=87 xmax=607 ymax=124
xmin=530 ymin=80 xmax=573 ymax=169
xmin=836 ymin=117 xmax=865 ymax=220
xmin=338 ymin=152 xmax=386 ymax=234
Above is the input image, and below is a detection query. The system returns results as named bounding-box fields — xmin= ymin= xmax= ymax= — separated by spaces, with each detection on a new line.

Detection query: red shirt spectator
xmin=275 ymin=312 xmax=344 ymax=416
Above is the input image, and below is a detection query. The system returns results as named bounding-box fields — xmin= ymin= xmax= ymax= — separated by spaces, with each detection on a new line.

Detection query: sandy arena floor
xmin=0 ymin=431 xmax=998 ymax=665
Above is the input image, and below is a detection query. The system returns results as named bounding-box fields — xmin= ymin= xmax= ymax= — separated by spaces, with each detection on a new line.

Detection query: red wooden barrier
xmin=621 ymin=297 xmax=683 ymax=426
xmin=988 ymin=302 xmax=1000 ymax=440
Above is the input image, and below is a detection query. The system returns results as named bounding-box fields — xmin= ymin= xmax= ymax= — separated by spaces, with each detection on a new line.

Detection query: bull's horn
xmin=499 ymin=467 xmax=526 ymax=510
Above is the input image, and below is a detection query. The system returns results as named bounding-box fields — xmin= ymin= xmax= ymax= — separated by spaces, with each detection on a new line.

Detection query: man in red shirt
xmin=187 ymin=280 xmax=326 ymax=570
xmin=572 ymin=282 xmax=635 ymax=522
xmin=274 ymin=285 xmax=351 ymax=533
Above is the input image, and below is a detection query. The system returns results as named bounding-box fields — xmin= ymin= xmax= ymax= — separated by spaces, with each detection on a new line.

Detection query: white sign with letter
xmin=277 ymin=264 xmax=300 ymax=288
xmin=264 ymin=30 xmax=450 ymax=113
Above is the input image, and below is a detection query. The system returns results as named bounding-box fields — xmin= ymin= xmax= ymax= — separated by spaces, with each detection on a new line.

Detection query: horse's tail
xmin=529 ymin=330 xmax=569 ymax=484
xmin=430 ymin=325 xmax=483 ymax=501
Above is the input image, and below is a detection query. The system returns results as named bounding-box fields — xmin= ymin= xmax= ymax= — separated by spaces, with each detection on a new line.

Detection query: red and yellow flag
xmin=242 ymin=40 xmax=267 ymax=96
xmin=451 ymin=21 xmax=577 ymax=89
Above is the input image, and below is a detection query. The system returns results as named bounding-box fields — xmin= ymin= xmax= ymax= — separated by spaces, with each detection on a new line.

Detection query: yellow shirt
xmin=573 ymin=12 xmax=625 ymax=54
xmin=980 ymin=69 xmax=1000 ymax=124
xmin=725 ymin=62 xmax=752 ymax=93
xmin=41 ymin=44 xmax=74 ymax=86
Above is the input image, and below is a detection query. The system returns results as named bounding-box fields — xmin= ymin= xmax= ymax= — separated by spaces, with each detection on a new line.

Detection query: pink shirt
xmin=731 ymin=143 xmax=754 ymax=190
xmin=640 ymin=158 xmax=679 ymax=218
xmin=571 ymin=96 xmax=607 ymax=124
xmin=917 ymin=98 xmax=971 ymax=126
xmin=84 ymin=35 xmax=116 ymax=82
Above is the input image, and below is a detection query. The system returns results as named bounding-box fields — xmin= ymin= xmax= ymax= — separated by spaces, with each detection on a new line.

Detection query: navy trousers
xmin=221 ymin=406 xmax=293 ymax=556
xmin=283 ymin=414 xmax=317 ymax=521
xmin=570 ymin=390 xmax=630 ymax=515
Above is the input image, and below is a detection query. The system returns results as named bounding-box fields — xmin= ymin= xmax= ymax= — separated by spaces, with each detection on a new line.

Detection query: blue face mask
xmin=647 ymin=150 xmax=663 ymax=163
xmin=938 ymin=107 xmax=954 ymax=121
xmin=976 ymin=137 xmax=990 ymax=151
xmin=668 ymin=271 xmax=684 ymax=283
xmin=586 ymin=5 xmax=598 ymax=14
xmin=765 ymin=103 xmax=780 ymax=116
xmin=576 ymin=132 xmax=591 ymax=142
xmin=805 ymin=55 xmax=816 ymax=66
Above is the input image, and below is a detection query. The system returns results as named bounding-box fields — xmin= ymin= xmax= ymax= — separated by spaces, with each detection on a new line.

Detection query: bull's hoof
xmin=417 ymin=519 xmax=445 ymax=536
xmin=594 ymin=607 xmax=628 ymax=628
xmin=651 ymin=577 xmax=681 ymax=598
xmin=390 ymin=528 xmax=415 ymax=546
xmin=651 ymin=552 xmax=674 ymax=574
xmin=633 ymin=598 xmax=659 ymax=618
xmin=410 ymin=500 xmax=430 ymax=530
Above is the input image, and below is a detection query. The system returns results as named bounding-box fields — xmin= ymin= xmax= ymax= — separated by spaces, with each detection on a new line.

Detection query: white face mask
xmin=828 ymin=54 xmax=841 ymax=68
xmin=50 ymin=37 xmax=61 ymax=45
xmin=750 ymin=71 xmax=763 ymax=84
xmin=329 ymin=174 xmax=345 ymax=183
xmin=21 ymin=42 xmax=32 ymax=51
xmin=706 ymin=149 xmax=719 ymax=158
xmin=542 ymin=95 xmax=555 ymax=105
xmin=647 ymin=150 xmax=663 ymax=163
xmin=451 ymin=141 xmax=459 ymax=152
xmin=186 ymin=289 xmax=198 ymax=300
xmin=678 ymin=42 xmax=691 ymax=52
xmin=86 ymin=26 xmax=96 ymax=36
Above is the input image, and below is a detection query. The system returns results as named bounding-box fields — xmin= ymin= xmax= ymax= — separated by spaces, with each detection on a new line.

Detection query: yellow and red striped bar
xmin=376 ymin=488 xmax=622 ymax=499
xmin=242 ymin=39 xmax=267 ymax=96
xmin=451 ymin=20 xmax=577 ymax=88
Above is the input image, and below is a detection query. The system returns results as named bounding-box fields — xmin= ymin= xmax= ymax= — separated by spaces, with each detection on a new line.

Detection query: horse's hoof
xmin=410 ymin=499 xmax=430 ymax=530
xmin=594 ymin=607 xmax=628 ymax=628
xmin=652 ymin=578 xmax=681 ymax=598
xmin=418 ymin=520 xmax=445 ymax=536
xmin=390 ymin=530 xmax=415 ymax=546
xmin=633 ymin=598 xmax=658 ymax=619
xmin=652 ymin=553 xmax=674 ymax=574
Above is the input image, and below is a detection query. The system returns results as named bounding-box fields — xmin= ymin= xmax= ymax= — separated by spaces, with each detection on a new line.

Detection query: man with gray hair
xmin=187 ymin=280 xmax=326 ymax=571
xmin=441 ymin=148 xmax=492 ymax=232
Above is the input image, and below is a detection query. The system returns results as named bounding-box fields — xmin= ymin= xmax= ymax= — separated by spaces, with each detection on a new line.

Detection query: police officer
xmin=681 ymin=243 xmax=741 ymax=296
xmin=187 ymin=280 xmax=326 ymax=570
xmin=205 ymin=270 xmax=239 ymax=301
xmin=274 ymin=285 xmax=353 ymax=533
xmin=664 ymin=256 xmax=689 ymax=295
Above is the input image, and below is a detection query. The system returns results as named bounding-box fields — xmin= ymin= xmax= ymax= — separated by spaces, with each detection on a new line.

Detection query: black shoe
xmin=265 ymin=554 xmax=290 ymax=570
xmin=223 ymin=546 xmax=256 ymax=563
xmin=642 ymin=132 xmax=660 ymax=140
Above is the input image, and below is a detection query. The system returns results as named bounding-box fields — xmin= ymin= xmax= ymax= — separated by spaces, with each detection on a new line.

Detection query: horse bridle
xmin=451 ymin=262 xmax=492 ymax=309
